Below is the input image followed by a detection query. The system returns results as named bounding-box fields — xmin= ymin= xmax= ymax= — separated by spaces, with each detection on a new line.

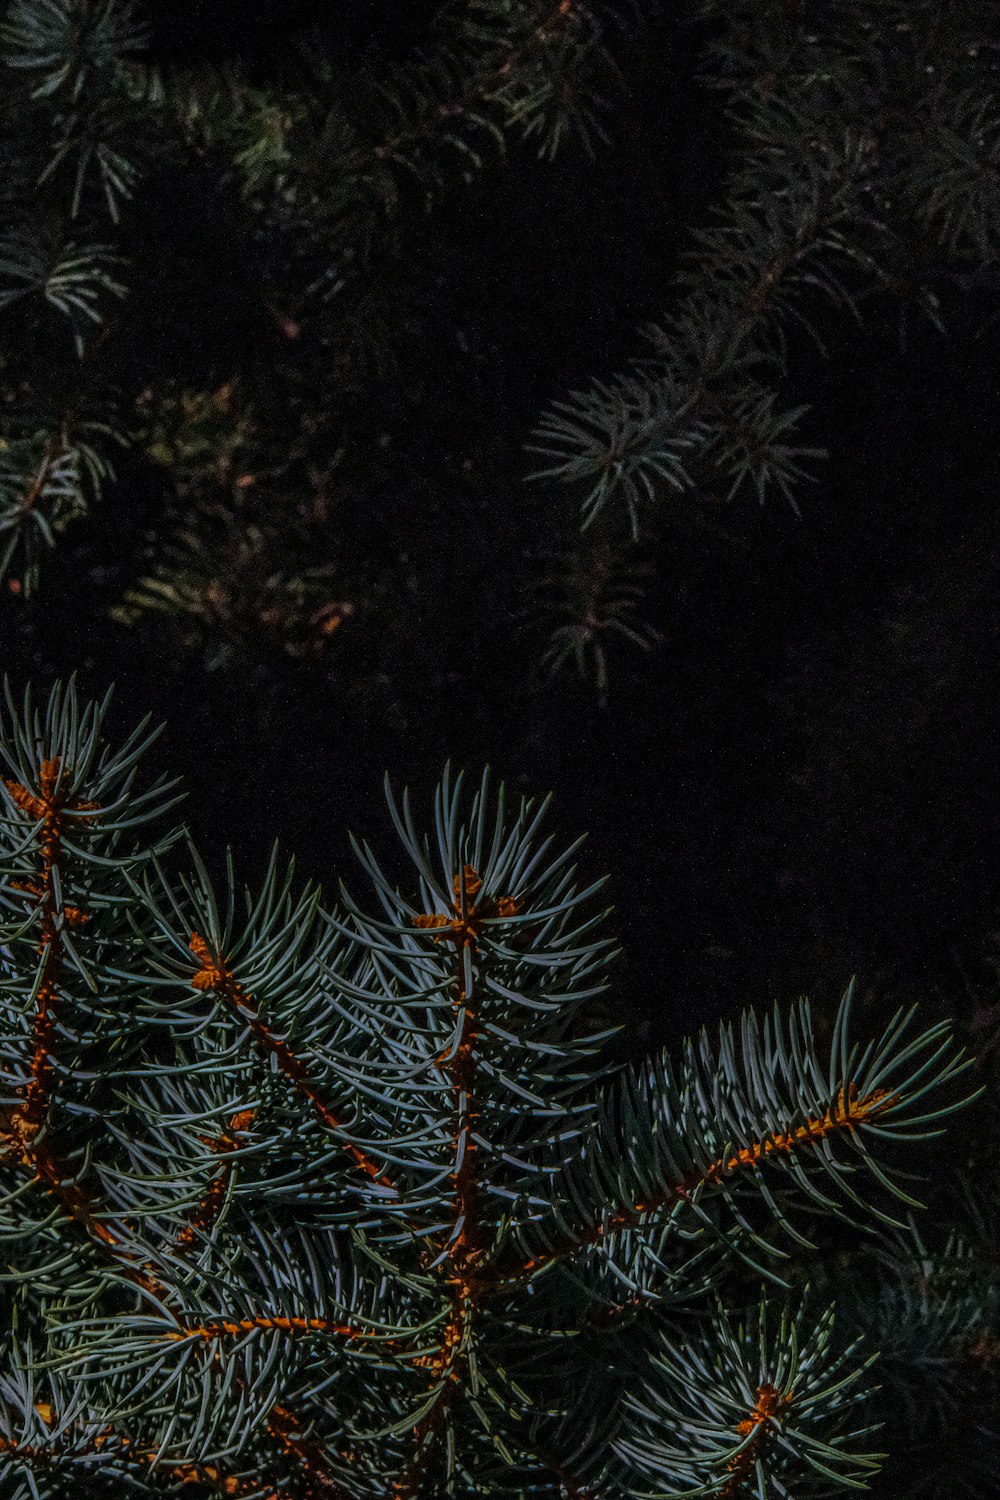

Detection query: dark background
xmin=5 ymin=0 xmax=1000 ymax=1060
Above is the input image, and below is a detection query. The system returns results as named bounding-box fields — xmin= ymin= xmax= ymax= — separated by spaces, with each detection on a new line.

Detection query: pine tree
xmin=0 ymin=679 xmax=982 ymax=1497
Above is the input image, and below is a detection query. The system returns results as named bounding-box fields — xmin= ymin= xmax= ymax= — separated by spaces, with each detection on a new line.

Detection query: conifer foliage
xmin=3 ymin=0 xmax=998 ymax=703
xmin=522 ymin=0 xmax=1000 ymax=692
xmin=0 ymin=681 xmax=977 ymax=1496
xmin=0 ymin=0 xmax=647 ymax=608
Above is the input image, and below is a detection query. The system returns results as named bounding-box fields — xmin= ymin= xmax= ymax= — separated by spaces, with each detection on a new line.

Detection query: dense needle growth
xmin=0 ymin=681 xmax=984 ymax=1497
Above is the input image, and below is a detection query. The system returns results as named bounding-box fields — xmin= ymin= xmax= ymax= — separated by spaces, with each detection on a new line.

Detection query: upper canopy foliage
xmin=2 ymin=0 xmax=997 ymax=704
xmin=0 ymin=0 xmax=643 ymax=594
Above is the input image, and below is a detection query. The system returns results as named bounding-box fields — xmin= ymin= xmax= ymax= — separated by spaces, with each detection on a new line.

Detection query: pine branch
xmin=518 ymin=541 xmax=663 ymax=703
xmin=0 ymin=683 xmax=977 ymax=1495
xmin=514 ymin=985 xmax=974 ymax=1289
xmin=614 ymin=1299 xmax=881 ymax=1498
xmin=526 ymin=0 xmax=1000 ymax=538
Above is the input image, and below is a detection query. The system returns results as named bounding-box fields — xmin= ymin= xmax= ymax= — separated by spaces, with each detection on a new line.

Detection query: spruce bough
xmin=0 ymin=682 xmax=971 ymax=1496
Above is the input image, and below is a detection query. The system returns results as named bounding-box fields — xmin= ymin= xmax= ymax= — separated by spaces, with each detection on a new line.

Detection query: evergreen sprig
xmin=0 ymin=679 xmax=977 ymax=1496
xmin=0 ymin=0 xmax=147 ymax=589
xmin=528 ymin=0 xmax=1000 ymax=535
xmin=523 ymin=0 xmax=1000 ymax=698
xmin=614 ymin=1299 xmax=881 ymax=1498
xmin=518 ymin=543 xmax=662 ymax=703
